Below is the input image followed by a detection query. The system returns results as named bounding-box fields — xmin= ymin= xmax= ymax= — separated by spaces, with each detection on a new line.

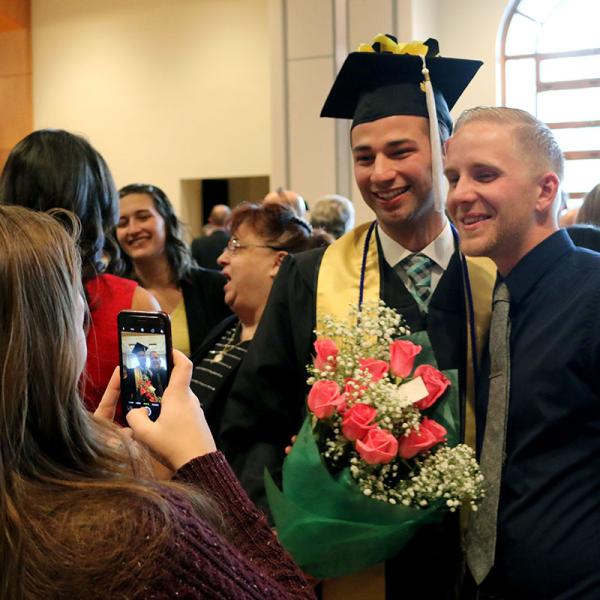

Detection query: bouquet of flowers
xmin=138 ymin=375 xmax=158 ymax=403
xmin=265 ymin=301 xmax=483 ymax=579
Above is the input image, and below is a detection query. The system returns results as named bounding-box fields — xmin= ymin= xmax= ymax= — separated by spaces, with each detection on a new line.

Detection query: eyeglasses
xmin=225 ymin=237 xmax=287 ymax=253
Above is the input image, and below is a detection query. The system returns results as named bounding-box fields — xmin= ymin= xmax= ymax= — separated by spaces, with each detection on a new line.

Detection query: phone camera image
xmin=120 ymin=330 xmax=169 ymax=421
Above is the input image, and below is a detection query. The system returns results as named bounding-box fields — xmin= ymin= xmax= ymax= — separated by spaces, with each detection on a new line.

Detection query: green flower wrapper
xmin=264 ymin=331 xmax=460 ymax=579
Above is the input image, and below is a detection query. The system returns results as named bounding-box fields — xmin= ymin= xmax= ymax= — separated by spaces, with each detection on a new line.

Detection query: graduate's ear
xmin=269 ymin=251 xmax=288 ymax=279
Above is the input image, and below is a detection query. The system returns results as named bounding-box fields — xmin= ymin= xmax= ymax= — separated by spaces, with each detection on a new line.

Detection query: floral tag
xmin=396 ymin=376 xmax=429 ymax=405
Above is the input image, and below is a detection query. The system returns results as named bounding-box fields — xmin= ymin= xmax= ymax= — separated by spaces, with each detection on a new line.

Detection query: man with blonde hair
xmin=445 ymin=106 xmax=600 ymax=598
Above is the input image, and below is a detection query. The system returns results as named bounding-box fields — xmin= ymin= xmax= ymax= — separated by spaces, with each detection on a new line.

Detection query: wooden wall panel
xmin=0 ymin=0 xmax=28 ymax=30
xmin=0 ymin=0 xmax=31 ymax=171
xmin=0 ymin=28 xmax=30 ymax=74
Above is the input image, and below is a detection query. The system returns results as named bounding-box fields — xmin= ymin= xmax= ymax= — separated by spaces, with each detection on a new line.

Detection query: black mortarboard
xmin=320 ymin=35 xmax=482 ymax=131
xmin=131 ymin=342 xmax=148 ymax=354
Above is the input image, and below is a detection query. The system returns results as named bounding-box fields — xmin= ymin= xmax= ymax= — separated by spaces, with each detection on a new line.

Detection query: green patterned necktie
xmin=400 ymin=253 xmax=434 ymax=307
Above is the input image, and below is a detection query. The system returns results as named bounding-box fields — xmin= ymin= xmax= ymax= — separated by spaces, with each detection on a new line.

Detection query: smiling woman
xmin=115 ymin=184 xmax=231 ymax=356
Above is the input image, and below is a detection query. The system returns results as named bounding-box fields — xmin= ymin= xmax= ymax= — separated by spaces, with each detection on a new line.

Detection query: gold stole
xmin=316 ymin=222 xmax=495 ymax=600
xmin=134 ymin=367 xmax=144 ymax=388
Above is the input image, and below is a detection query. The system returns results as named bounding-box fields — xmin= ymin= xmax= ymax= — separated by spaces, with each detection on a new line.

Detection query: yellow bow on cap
xmin=357 ymin=34 xmax=429 ymax=57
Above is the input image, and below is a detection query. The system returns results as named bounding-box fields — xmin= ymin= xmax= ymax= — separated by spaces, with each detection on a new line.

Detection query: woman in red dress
xmin=0 ymin=129 xmax=159 ymax=418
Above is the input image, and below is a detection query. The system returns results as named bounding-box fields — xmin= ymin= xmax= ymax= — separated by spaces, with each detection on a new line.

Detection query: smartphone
xmin=118 ymin=310 xmax=173 ymax=422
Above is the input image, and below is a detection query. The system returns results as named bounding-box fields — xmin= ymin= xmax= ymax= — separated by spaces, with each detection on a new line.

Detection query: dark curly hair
xmin=116 ymin=183 xmax=195 ymax=283
xmin=0 ymin=129 xmax=121 ymax=283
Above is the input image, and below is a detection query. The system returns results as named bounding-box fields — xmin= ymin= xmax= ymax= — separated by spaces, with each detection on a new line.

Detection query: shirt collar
xmin=377 ymin=220 xmax=454 ymax=270
xmin=503 ymin=229 xmax=574 ymax=304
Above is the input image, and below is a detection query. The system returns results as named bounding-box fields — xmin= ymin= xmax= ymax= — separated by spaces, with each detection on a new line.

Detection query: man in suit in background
xmin=191 ymin=204 xmax=231 ymax=270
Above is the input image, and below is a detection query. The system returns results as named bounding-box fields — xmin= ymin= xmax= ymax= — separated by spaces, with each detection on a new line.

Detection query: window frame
xmin=500 ymin=0 xmax=600 ymax=199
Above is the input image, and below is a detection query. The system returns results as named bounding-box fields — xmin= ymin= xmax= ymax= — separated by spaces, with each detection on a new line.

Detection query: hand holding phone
xmin=94 ymin=366 xmax=122 ymax=422
xmin=118 ymin=310 xmax=173 ymax=422
xmin=126 ymin=349 xmax=216 ymax=471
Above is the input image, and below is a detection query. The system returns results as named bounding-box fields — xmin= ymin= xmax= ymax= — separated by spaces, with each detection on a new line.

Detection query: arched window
xmin=500 ymin=0 xmax=600 ymax=203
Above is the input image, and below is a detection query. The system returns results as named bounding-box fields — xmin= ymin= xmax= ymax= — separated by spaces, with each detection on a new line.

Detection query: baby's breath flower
xmin=307 ymin=302 xmax=484 ymax=512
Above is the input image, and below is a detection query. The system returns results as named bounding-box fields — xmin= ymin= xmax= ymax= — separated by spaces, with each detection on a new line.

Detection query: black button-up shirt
xmin=476 ymin=230 xmax=600 ymax=598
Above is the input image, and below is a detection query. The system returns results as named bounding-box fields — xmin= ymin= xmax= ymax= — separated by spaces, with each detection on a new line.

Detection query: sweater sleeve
xmin=153 ymin=451 xmax=315 ymax=600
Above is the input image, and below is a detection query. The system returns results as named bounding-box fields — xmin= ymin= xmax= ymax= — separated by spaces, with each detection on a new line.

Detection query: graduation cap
xmin=321 ymin=35 xmax=481 ymax=130
xmin=131 ymin=342 xmax=148 ymax=354
xmin=321 ymin=35 xmax=482 ymax=211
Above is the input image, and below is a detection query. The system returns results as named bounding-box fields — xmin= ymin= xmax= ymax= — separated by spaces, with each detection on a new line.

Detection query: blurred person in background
xmin=191 ymin=204 xmax=231 ymax=270
xmin=0 ymin=129 xmax=158 ymax=419
xmin=576 ymin=183 xmax=600 ymax=227
xmin=310 ymin=194 xmax=355 ymax=239
xmin=263 ymin=187 xmax=308 ymax=219
xmin=116 ymin=183 xmax=230 ymax=356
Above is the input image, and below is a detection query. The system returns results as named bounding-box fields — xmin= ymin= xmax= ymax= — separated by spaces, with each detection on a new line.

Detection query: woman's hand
xmin=94 ymin=366 xmax=121 ymax=422
xmin=126 ymin=349 xmax=216 ymax=471
xmin=94 ymin=366 xmax=174 ymax=480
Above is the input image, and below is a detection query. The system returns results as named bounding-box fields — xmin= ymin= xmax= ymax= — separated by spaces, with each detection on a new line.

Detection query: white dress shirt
xmin=377 ymin=220 xmax=454 ymax=297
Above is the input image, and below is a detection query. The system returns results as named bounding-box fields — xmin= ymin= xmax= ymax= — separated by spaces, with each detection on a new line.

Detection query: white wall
xmin=437 ymin=0 xmax=508 ymax=116
xmin=30 ymin=0 xmax=512 ymax=226
xmin=32 ymin=0 xmax=271 ymax=220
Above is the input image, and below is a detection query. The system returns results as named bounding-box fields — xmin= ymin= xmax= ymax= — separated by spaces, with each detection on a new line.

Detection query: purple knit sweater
xmin=139 ymin=451 xmax=315 ymax=599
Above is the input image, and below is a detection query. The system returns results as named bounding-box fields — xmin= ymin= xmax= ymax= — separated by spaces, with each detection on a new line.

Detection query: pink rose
xmin=398 ymin=418 xmax=447 ymax=459
xmin=389 ymin=340 xmax=422 ymax=378
xmin=337 ymin=393 xmax=348 ymax=415
xmin=342 ymin=403 xmax=378 ymax=441
xmin=413 ymin=365 xmax=451 ymax=410
xmin=307 ymin=380 xmax=344 ymax=419
xmin=313 ymin=338 xmax=339 ymax=371
xmin=358 ymin=358 xmax=389 ymax=382
xmin=356 ymin=428 xmax=399 ymax=465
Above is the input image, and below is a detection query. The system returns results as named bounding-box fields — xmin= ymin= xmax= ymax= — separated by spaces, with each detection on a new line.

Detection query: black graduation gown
xmin=180 ymin=266 xmax=232 ymax=355
xmin=220 ymin=236 xmax=468 ymax=599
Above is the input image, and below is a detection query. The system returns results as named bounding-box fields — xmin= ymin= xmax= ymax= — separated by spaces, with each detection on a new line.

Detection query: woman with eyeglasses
xmin=190 ymin=202 xmax=327 ymax=446
xmin=115 ymin=184 xmax=231 ymax=356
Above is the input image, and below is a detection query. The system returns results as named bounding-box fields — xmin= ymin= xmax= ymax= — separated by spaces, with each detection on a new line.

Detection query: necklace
xmin=211 ymin=323 xmax=242 ymax=363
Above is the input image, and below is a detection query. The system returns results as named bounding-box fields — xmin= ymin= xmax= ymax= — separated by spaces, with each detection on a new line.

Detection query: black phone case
xmin=117 ymin=310 xmax=173 ymax=422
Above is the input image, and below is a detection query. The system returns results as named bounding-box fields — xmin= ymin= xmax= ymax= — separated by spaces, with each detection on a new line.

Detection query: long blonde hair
xmin=0 ymin=206 xmax=215 ymax=598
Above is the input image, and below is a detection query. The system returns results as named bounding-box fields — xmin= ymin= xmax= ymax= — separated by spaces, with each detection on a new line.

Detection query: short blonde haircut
xmin=454 ymin=106 xmax=564 ymax=180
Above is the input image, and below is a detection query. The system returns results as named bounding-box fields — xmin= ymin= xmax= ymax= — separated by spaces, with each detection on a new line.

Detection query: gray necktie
xmin=466 ymin=281 xmax=511 ymax=585
xmin=399 ymin=253 xmax=434 ymax=307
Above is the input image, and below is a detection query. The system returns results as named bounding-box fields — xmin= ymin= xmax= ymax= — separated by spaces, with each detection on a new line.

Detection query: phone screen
xmin=118 ymin=311 xmax=172 ymax=422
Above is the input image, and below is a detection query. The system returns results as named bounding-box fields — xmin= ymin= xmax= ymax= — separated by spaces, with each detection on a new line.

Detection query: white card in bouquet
xmin=392 ymin=376 xmax=429 ymax=407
